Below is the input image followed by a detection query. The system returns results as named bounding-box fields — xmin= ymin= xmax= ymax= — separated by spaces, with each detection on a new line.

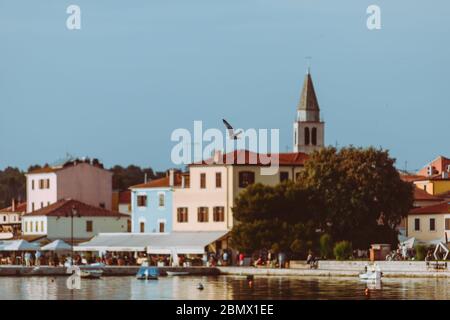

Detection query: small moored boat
xmin=136 ymin=267 xmax=159 ymax=280
xmin=80 ymin=269 xmax=103 ymax=279
xmin=359 ymin=264 xmax=382 ymax=281
xmin=166 ymin=271 xmax=190 ymax=276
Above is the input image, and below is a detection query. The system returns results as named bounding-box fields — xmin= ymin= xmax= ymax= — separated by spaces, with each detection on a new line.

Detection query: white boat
xmin=80 ymin=269 xmax=103 ymax=279
xmin=166 ymin=271 xmax=190 ymax=276
xmin=359 ymin=264 xmax=382 ymax=281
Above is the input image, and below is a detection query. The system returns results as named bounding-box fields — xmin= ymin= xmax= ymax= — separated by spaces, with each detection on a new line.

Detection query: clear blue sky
xmin=0 ymin=0 xmax=449 ymax=172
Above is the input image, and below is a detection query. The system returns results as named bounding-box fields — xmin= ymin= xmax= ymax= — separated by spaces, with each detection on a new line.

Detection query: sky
xmin=0 ymin=0 xmax=449 ymax=172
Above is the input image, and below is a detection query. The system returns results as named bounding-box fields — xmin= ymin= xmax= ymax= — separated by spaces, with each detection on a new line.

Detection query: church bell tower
xmin=293 ymin=70 xmax=325 ymax=153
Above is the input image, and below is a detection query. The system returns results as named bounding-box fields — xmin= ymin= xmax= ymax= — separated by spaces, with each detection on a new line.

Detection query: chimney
xmin=213 ymin=150 xmax=222 ymax=164
xmin=144 ymin=173 xmax=148 ymax=184
xmin=169 ymin=169 xmax=175 ymax=187
xmin=11 ymin=198 xmax=15 ymax=212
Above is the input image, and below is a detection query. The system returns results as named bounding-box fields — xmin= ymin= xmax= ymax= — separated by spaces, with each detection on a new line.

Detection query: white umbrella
xmin=3 ymin=240 xmax=40 ymax=251
xmin=41 ymin=240 xmax=72 ymax=251
xmin=400 ymin=237 xmax=416 ymax=249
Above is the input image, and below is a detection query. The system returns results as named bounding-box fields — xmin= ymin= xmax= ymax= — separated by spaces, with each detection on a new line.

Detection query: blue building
xmin=130 ymin=171 xmax=179 ymax=233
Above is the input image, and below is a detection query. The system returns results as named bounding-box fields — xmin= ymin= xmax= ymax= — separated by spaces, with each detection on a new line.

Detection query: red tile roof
xmin=413 ymin=173 xmax=450 ymax=182
xmin=410 ymin=202 xmax=450 ymax=215
xmin=400 ymin=174 xmax=426 ymax=182
xmin=23 ymin=199 xmax=128 ymax=218
xmin=437 ymin=190 xmax=450 ymax=199
xmin=28 ymin=167 xmax=59 ymax=174
xmin=414 ymin=187 xmax=443 ymax=202
xmin=27 ymin=159 xmax=107 ymax=175
xmin=191 ymin=150 xmax=309 ymax=166
xmin=0 ymin=202 xmax=27 ymax=213
xmin=130 ymin=173 xmax=183 ymax=189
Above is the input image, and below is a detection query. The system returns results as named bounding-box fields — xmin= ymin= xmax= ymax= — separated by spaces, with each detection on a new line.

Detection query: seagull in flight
xmin=222 ymin=119 xmax=242 ymax=140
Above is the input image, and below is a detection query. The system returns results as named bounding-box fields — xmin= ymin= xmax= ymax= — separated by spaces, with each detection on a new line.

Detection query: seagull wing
xmin=222 ymin=119 xmax=234 ymax=130
xmin=233 ymin=130 xmax=243 ymax=139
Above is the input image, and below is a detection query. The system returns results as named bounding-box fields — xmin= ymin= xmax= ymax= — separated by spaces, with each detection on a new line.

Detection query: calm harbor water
xmin=0 ymin=275 xmax=449 ymax=300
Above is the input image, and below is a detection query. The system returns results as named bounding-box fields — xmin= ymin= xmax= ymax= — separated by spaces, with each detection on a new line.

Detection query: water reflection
xmin=0 ymin=276 xmax=449 ymax=300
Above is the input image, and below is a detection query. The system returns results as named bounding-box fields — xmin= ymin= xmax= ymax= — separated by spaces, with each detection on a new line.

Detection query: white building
xmin=25 ymin=158 xmax=113 ymax=213
xmin=21 ymin=199 xmax=129 ymax=243
xmin=0 ymin=201 xmax=26 ymax=239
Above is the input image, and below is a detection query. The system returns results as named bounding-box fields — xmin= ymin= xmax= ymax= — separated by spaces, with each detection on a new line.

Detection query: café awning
xmin=74 ymin=231 xmax=229 ymax=254
xmin=41 ymin=240 xmax=72 ymax=251
xmin=0 ymin=240 xmax=40 ymax=251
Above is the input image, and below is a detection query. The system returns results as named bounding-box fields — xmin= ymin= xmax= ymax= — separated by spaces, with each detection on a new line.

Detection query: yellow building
xmin=414 ymin=174 xmax=450 ymax=196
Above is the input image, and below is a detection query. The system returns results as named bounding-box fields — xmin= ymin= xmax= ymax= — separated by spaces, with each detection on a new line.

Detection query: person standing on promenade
xmin=35 ymin=250 xmax=41 ymax=266
xmin=24 ymin=252 xmax=31 ymax=267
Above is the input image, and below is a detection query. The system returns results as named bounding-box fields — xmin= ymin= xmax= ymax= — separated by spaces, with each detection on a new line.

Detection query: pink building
xmin=25 ymin=158 xmax=113 ymax=213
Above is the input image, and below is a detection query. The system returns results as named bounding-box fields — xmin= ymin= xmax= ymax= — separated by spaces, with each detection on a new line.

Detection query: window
xmin=159 ymin=222 xmax=165 ymax=233
xmin=86 ymin=220 xmax=93 ymax=232
xmin=24 ymin=222 xmax=27 ymax=232
xmin=430 ymin=218 xmax=436 ymax=231
xmin=200 ymin=173 xmax=206 ymax=189
xmin=216 ymin=172 xmax=222 ymax=188
xmin=238 ymin=171 xmax=255 ymax=188
xmin=3 ymin=216 xmax=6 ymax=222
xmin=311 ymin=127 xmax=317 ymax=145
xmin=140 ymin=222 xmax=145 ymax=233
xmin=40 ymin=221 xmax=44 ymax=232
xmin=197 ymin=207 xmax=209 ymax=222
xmin=127 ymin=220 xmax=131 ymax=232
xmin=31 ymin=203 xmax=35 ymax=212
xmin=295 ymin=172 xmax=301 ymax=181
xmin=38 ymin=179 xmax=50 ymax=189
xmin=158 ymin=193 xmax=165 ymax=208
xmin=184 ymin=175 xmax=190 ymax=188
xmin=304 ymin=127 xmax=310 ymax=145
xmin=445 ymin=219 xmax=450 ymax=230
xmin=40 ymin=202 xmax=44 ymax=209
xmin=213 ymin=207 xmax=225 ymax=222
xmin=280 ymin=171 xmax=289 ymax=182
xmin=137 ymin=195 xmax=147 ymax=207
xmin=414 ymin=218 xmax=420 ymax=231
xmin=99 ymin=202 xmax=105 ymax=209
xmin=47 ymin=202 xmax=50 ymax=207
xmin=423 ymin=185 xmax=427 ymax=192
xmin=31 ymin=180 xmax=35 ymax=190
xmin=177 ymin=208 xmax=188 ymax=223
xmin=34 ymin=222 xmax=38 ymax=232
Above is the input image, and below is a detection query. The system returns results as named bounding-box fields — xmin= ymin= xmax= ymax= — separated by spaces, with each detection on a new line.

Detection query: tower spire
xmin=293 ymin=69 xmax=325 ymax=154
xmin=297 ymin=72 xmax=320 ymax=112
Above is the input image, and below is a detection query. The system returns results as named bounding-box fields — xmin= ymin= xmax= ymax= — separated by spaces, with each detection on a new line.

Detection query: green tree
xmin=110 ymin=165 xmax=164 ymax=191
xmin=319 ymin=234 xmax=333 ymax=259
xmin=0 ymin=167 xmax=26 ymax=208
xmin=231 ymin=181 xmax=318 ymax=258
xmin=298 ymin=146 xmax=413 ymax=249
xmin=333 ymin=241 xmax=353 ymax=260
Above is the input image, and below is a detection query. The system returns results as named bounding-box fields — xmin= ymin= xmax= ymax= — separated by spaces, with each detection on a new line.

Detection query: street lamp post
xmin=71 ymin=205 xmax=78 ymax=266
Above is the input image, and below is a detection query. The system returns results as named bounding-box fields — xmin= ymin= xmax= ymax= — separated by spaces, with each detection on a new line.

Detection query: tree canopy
xmin=231 ymin=146 xmax=414 ymax=256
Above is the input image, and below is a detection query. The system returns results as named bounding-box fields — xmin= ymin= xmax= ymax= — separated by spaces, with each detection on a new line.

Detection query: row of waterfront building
xmin=0 ymin=71 xmax=449 ymax=252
